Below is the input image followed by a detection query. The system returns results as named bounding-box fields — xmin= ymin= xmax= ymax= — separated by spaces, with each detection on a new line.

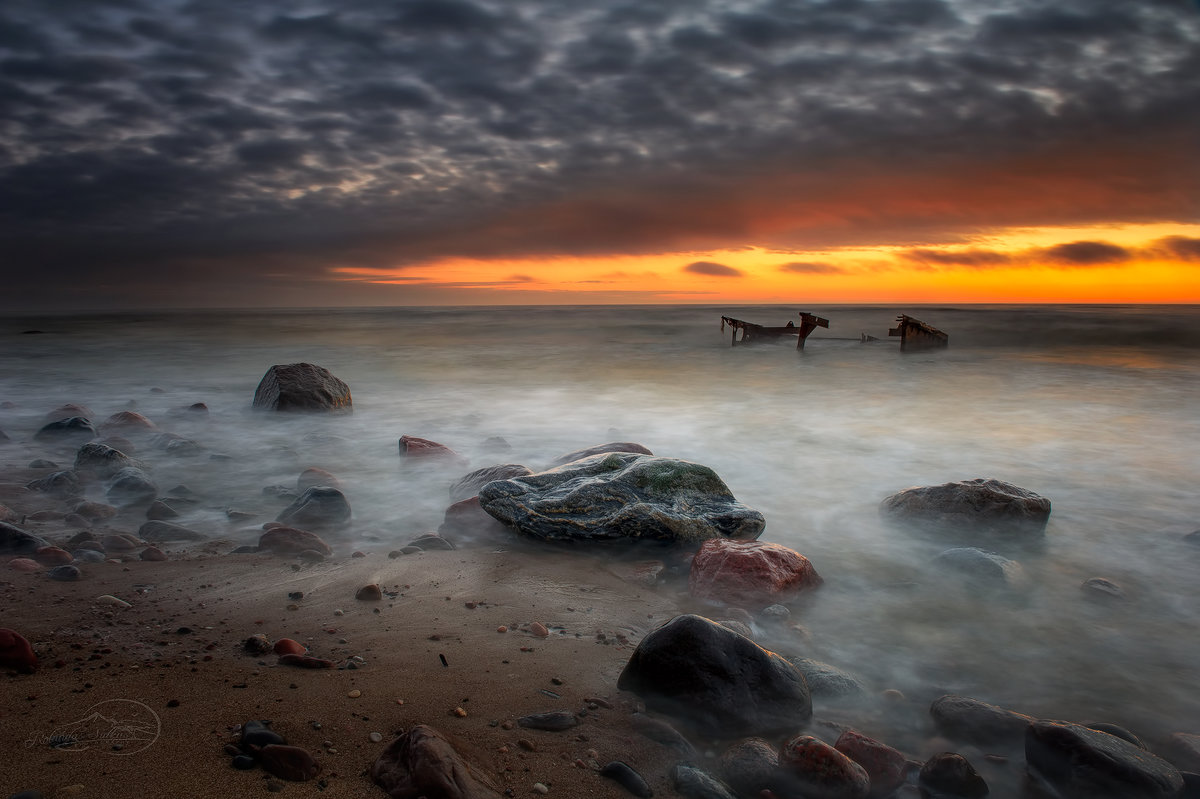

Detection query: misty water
xmin=3 ymin=304 xmax=1198 ymax=752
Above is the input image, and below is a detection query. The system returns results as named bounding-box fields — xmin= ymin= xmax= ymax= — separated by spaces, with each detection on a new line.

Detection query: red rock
xmin=258 ymin=527 xmax=332 ymax=556
xmin=140 ymin=546 xmax=168 ymax=562
xmin=0 ymin=628 xmax=37 ymax=673
xmin=256 ymin=743 xmax=322 ymax=781
xmin=273 ymin=638 xmax=307 ymax=656
xmin=101 ymin=534 xmax=140 ymax=553
xmin=298 ymin=467 xmax=342 ymax=491
xmin=101 ymin=410 xmax=157 ymax=431
xmin=689 ymin=539 xmax=823 ymax=609
xmin=278 ymin=653 xmax=335 ymax=669
xmin=44 ymin=403 xmax=94 ymax=423
xmin=8 ymin=557 xmax=41 ymax=572
xmin=834 ymin=730 xmax=908 ymax=797
xmin=33 ymin=546 xmax=73 ymax=566
xmin=370 ymin=724 xmax=504 ymax=798
xmin=356 ymin=584 xmax=383 ymax=601
xmin=779 ymin=735 xmax=870 ymax=799
xmin=399 ymin=435 xmax=465 ymax=464
xmin=73 ymin=501 xmax=118 ymax=520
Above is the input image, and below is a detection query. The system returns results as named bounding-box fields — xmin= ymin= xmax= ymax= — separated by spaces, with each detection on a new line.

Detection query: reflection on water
xmin=2 ymin=304 xmax=1199 ymax=746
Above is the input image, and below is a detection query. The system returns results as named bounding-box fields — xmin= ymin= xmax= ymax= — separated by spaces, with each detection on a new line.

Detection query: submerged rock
xmin=1026 ymin=720 xmax=1183 ymax=799
xmin=25 ymin=470 xmax=82 ymax=499
xmin=546 ymin=441 xmax=654 ymax=468
xmin=276 ymin=486 xmax=351 ymax=529
xmin=617 ymin=614 xmax=811 ymax=738
xmin=834 ymin=730 xmax=907 ymax=798
xmin=448 ymin=464 xmax=533 ymax=503
xmin=252 ymin=363 xmax=352 ymax=413
xmin=932 ymin=547 xmax=1027 ymax=590
xmin=74 ymin=442 xmax=139 ymax=479
xmin=786 ymin=658 xmax=867 ymax=700
xmin=399 ymin=435 xmax=466 ymax=465
xmin=918 ymin=752 xmax=988 ymax=799
xmin=34 ymin=416 xmax=97 ymax=443
xmin=672 ymin=763 xmax=739 ymax=799
xmin=139 ymin=520 xmax=206 ymax=543
xmin=880 ymin=478 xmax=1051 ymax=534
xmin=370 ymin=724 xmax=504 ymax=799
xmin=930 ymin=695 xmax=1035 ymax=748
xmin=100 ymin=411 xmax=157 ymax=432
xmin=689 ymin=538 xmax=822 ymax=608
xmin=298 ymin=467 xmax=342 ymax=491
xmin=105 ymin=466 xmax=158 ymax=506
xmin=480 ymin=453 xmax=765 ymax=544
xmin=718 ymin=738 xmax=780 ymax=798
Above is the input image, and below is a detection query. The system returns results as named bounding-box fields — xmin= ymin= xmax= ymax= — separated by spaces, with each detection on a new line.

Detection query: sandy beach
xmin=1 ymin=498 xmax=702 ymax=799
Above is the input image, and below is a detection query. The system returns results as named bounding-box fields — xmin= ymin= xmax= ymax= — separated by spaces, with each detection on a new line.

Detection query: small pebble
xmin=355 ymin=584 xmax=382 ymax=601
xmin=497 ymin=626 xmax=507 ymax=633
xmin=453 ymin=706 xmax=468 ymax=717
xmin=530 ymin=622 xmax=549 ymax=637
xmin=348 ymin=689 xmax=362 ymax=698
xmin=369 ymin=732 xmax=383 ymax=743
xmin=532 ymin=783 xmax=549 ymax=795
xmin=47 ymin=565 xmax=81 ymax=582
xmin=333 ymin=609 xmax=344 ymax=616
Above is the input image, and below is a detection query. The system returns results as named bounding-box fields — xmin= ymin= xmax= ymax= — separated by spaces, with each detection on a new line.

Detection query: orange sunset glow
xmin=329 ymin=223 xmax=1200 ymax=305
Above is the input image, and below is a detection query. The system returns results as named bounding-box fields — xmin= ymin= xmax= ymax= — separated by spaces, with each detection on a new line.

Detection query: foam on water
xmin=2 ymin=304 xmax=1198 ymax=743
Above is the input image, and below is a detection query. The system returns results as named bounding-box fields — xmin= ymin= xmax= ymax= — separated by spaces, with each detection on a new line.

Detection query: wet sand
xmin=1 ymin=479 xmax=692 ymax=799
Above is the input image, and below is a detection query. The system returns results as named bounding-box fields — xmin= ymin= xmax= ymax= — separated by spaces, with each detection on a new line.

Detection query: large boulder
xmin=74 ymin=442 xmax=139 ymax=479
xmin=690 ymin=539 xmax=822 ymax=609
xmin=479 ymin=453 xmax=765 ymax=544
xmin=276 ymin=486 xmax=351 ymax=530
xmin=370 ymin=724 xmax=503 ymax=799
xmin=880 ymin=478 xmax=1051 ymax=534
xmin=617 ymin=614 xmax=811 ymax=738
xmin=1026 ymin=720 xmax=1184 ymax=799
xmin=252 ymin=363 xmax=352 ymax=413
xmin=448 ymin=464 xmax=533 ymax=503
xmin=0 ymin=522 xmax=50 ymax=555
xmin=546 ymin=442 xmax=654 ymax=468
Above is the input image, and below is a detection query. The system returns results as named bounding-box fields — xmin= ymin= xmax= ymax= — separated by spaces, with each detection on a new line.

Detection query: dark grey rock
xmin=241 ymin=720 xmax=286 ymax=749
xmin=74 ymin=442 xmax=138 ymax=479
xmin=880 ymin=478 xmax=1051 ymax=534
xmin=406 ymin=533 xmax=455 ymax=551
xmin=252 ymin=363 xmax=352 ymax=413
xmin=717 ymin=738 xmax=779 ymax=798
xmin=34 ymin=416 xmax=97 ymax=443
xmin=1026 ymin=720 xmax=1184 ymax=799
xmin=479 ymin=453 xmax=765 ymax=544
xmin=672 ymin=763 xmax=739 ymax=799
xmin=599 ymin=761 xmax=652 ymax=798
xmin=370 ymin=724 xmax=503 ymax=798
xmin=932 ymin=547 xmax=1027 ymax=589
xmin=1081 ymin=722 xmax=1148 ymax=750
xmin=74 ymin=549 xmax=105 ymax=563
xmin=26 ymin=470 xmax=83 ymax=499
xmin=276 ymin=486 xmax=351 ymax=530
xmin=632 ymin=713 xmax=697 ymax=758
xmin=105 ymin=466 xmax=158 ymax=506
xmin=918 ymin=752 xmax=988 ymax=799
xmin=787 ymin=657 xmax=868 ymax=699
xmin=930 ymin=695 xmax=1035 ymax=748
xmin=448 ymin=464 xmax=533 ymax=503
xmin=0 ymin=522 xmax=50 ymax=555
xmin=28 ymin=459 xmax=58 ymax=469
xmin=139 ymin=520 xmax=207 ymax=542
xmin=47 ymin=564 xmax=81 ymax=581
xmin=517 ymin=711 xmax=577 ymax=731
xmin=1081 ymin=577 xmax=1127 ymax=602
xmin=617 ymin=614 xmax=811 ymax=739
xmin=0 ymin=428 xmax=9 ymax=443
xmin=546 ymin=441 xmax=654 ymax=468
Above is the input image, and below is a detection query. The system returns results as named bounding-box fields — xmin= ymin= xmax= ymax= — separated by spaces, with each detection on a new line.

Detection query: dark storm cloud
xmin=1042 ymin=241 xmax=1132 ymax=266
xmin=0 ymin=0 xmax=1198 ymax=307
xmin=684 ymin=261 xmax=743 ymax=277
xmin=1155 ymin=236 xmax=1200 ymax=261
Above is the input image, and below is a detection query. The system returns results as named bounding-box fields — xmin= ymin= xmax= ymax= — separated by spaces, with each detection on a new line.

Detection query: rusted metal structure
xmin=889 ymin=315 xmax=948 ymax=351
xmin=721 ymin=312 xmax=830 ymax=349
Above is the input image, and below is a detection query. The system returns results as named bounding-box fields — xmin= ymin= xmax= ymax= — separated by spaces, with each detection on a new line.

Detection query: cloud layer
xmin=1 ymin=0 xmax=1197 ymax=307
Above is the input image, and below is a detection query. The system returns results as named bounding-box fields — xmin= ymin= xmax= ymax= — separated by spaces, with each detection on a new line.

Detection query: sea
xmin=2 ymin=304 xmax=1198 ymax=748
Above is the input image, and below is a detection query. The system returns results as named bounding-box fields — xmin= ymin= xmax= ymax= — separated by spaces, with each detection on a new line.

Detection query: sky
xmin=1 ymin=0 xmax=1198 ymax=310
